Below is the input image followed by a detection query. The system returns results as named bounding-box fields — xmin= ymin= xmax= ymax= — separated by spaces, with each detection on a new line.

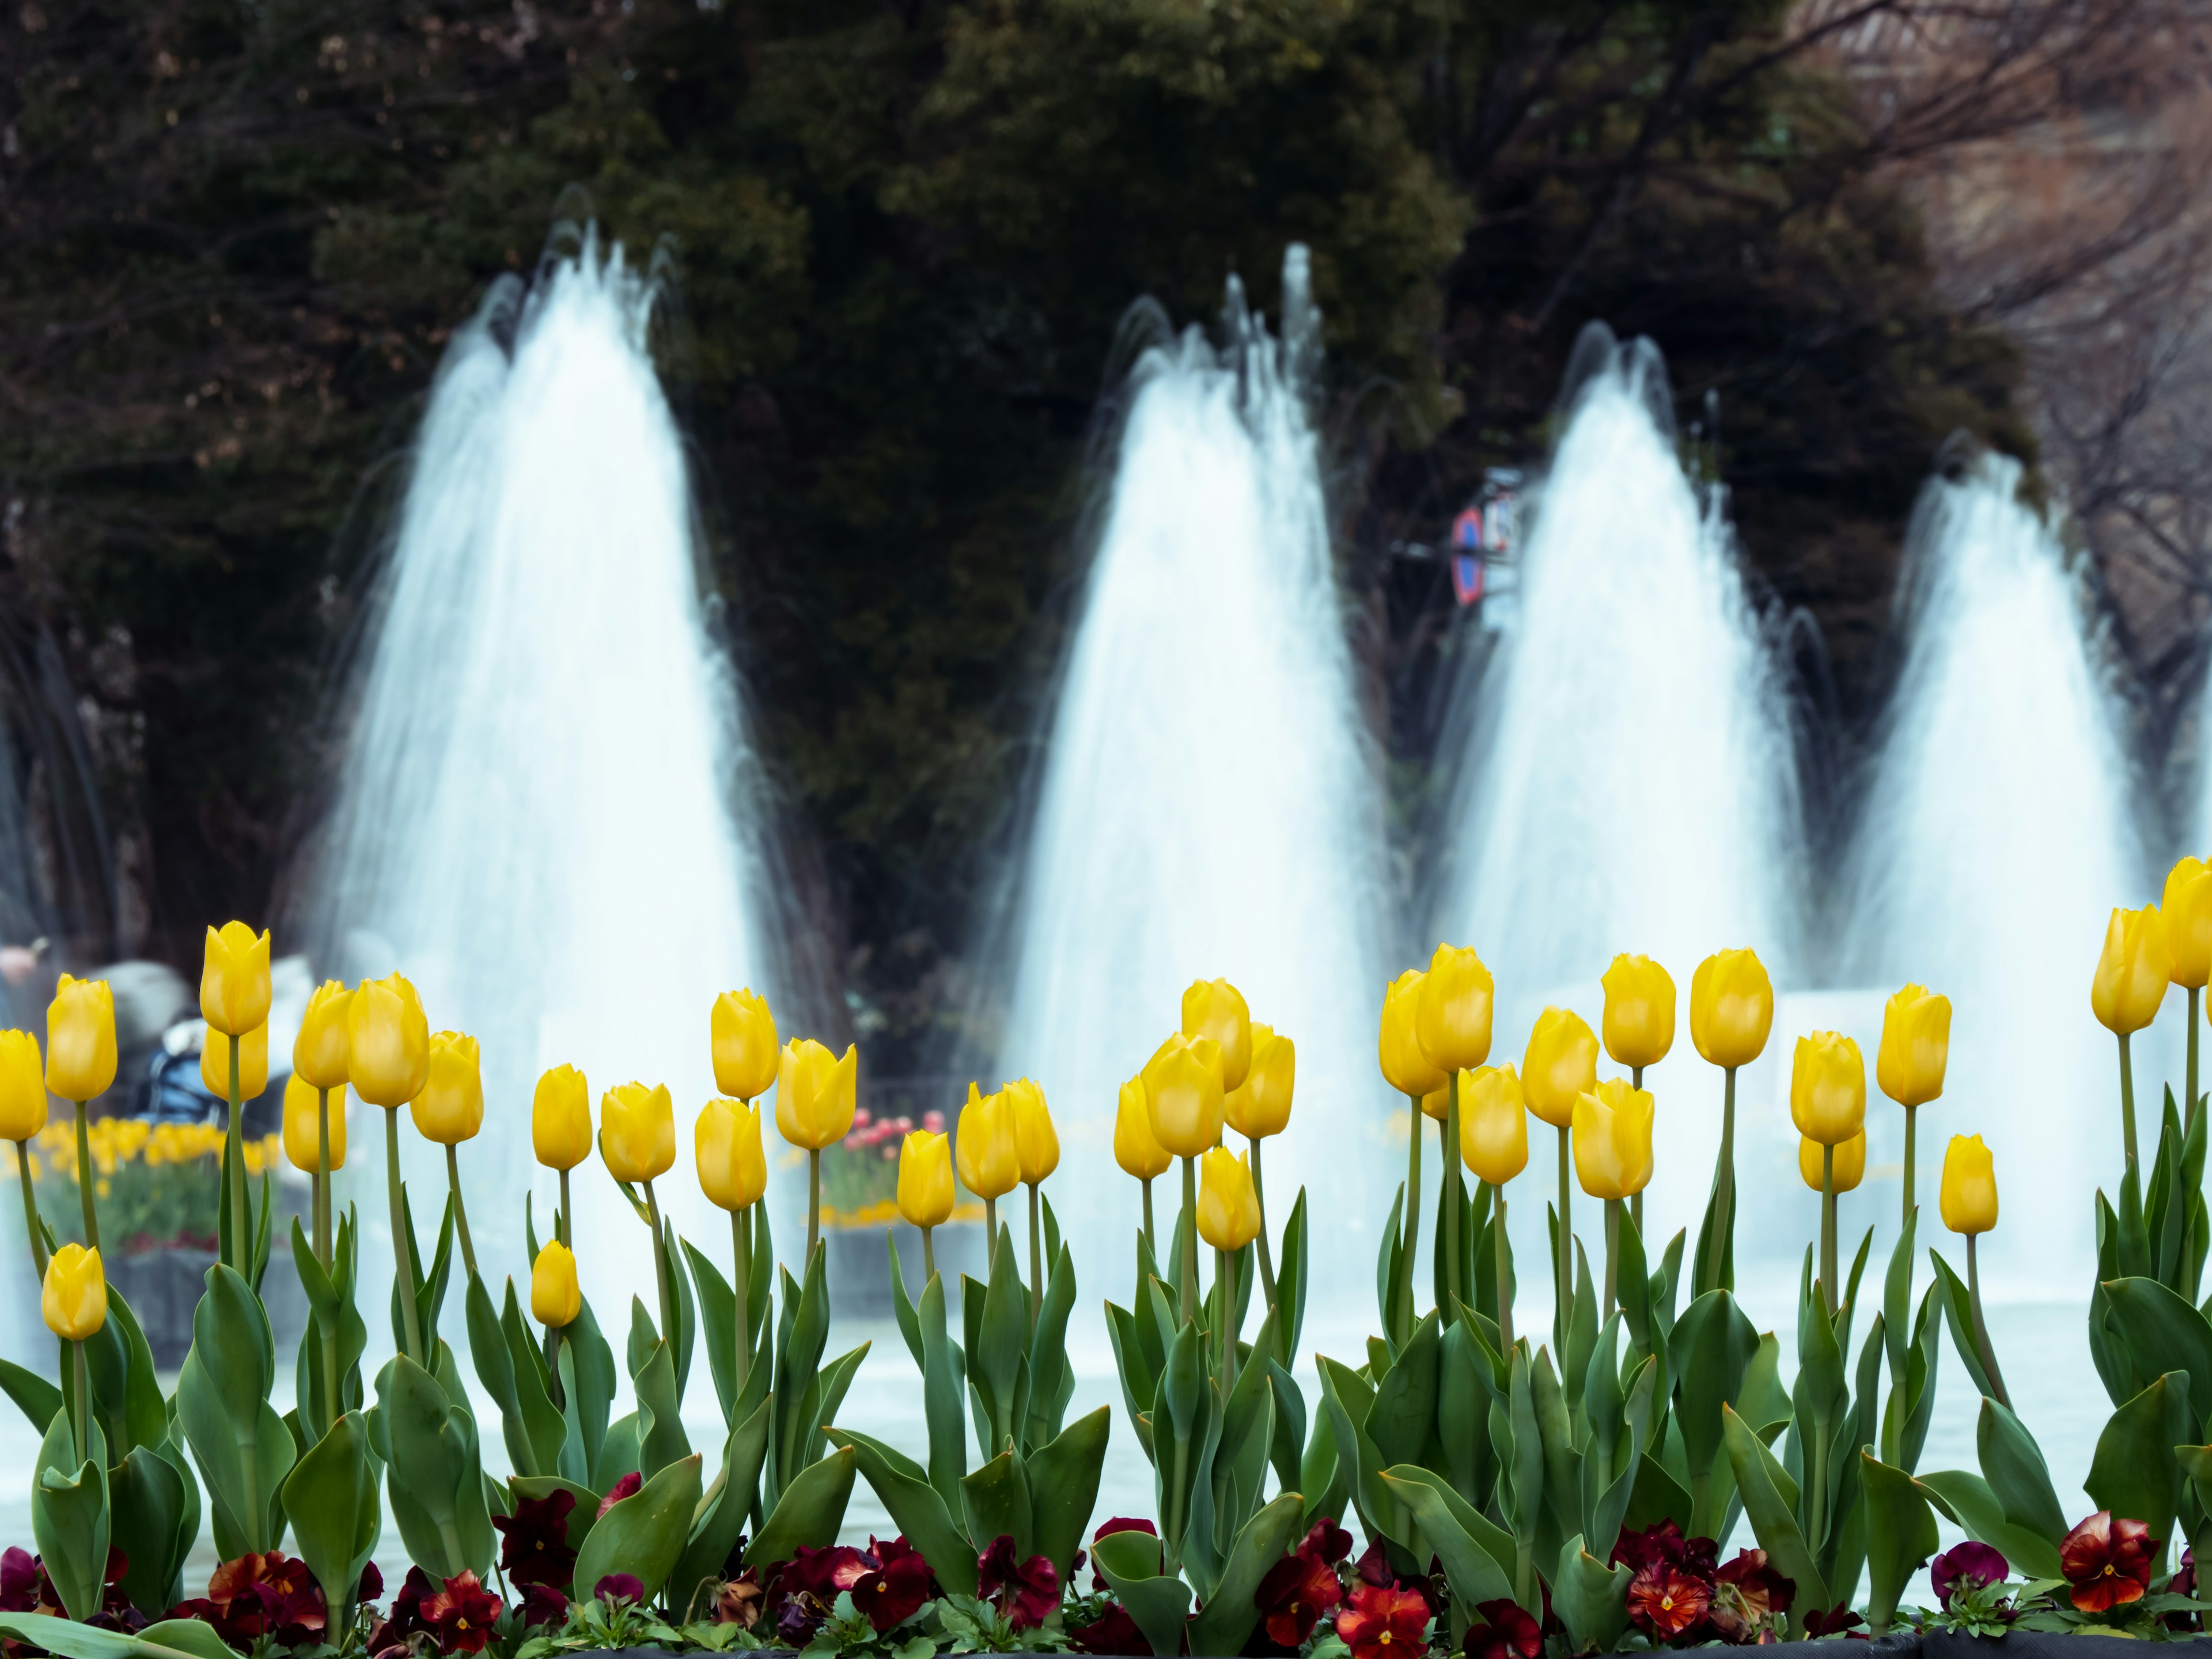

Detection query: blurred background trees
xmin=2 ymin=0 xmax=2205 ymax=1067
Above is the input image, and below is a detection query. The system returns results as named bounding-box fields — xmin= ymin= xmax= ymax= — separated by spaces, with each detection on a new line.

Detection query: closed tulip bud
xmin=775 ymin=1039 xmax=858 ymax=1152
xmin=0 ymin=1031 xmax=46 ymax=1142
xmin=292 ymin=981 xmax=353 ymax=1092
xmin=411 ymin=1032 xmax=483 ymax=1146
xmin=1114 ymin=1075 xmax=1173 ymax=1180
xmin=1800 ymin=1129 xmax=1865 ymax=1194
xmin=42 ymin=1243 xmax=105 ymax=1340
xmin=1379 ymin=969 xmax=1447 ymax=1096
xmin=1689 ymin=949 xmax=1773 ymax=1069
xmin=1005 ymin=1078 xmax=1058 ymax=1184
xmin=956 ymin=1083 xmax=1020 ymax=1201
xmin=1416 ymin=944 xmax=1494 ymax=1072
xmin=1226 ymin=1025 xmax=1294 ymax=1139
xmin=1459 ymin=1063 xmax=1528 ymax=1186
xmin=695 ymin=1098 xmax=766 ymax=1211
xmin=897 ymin=1129 xmax=955 ymax=1229
xmin=601 ymin=1082 xmax=676 ymax=1184
xmin=45 ymin=976 xmax=116 ymax=1104
xmin=2166 ymin=859 xmax=2212 ymax=991
xmin=200 ymin=921 xmax=272 ymax=1037
xmin=1940 ymin=1134 xmax=1998 ymax=1236
xmin=531 ymin=1241 xmax=581 ymax=1328
xmin=1182 ymin=979 xmax=1253 ymax=1093
xmin=1196 ymin=1145 xmax=1262 ymax=1252
xmin=200 ymin=1022 xmax=268 ymax=1103
xmin=1876 ymin=984 xmax=1951 ymax=1107
xmin=2093 ymin=906 xmax=2172 ymax=1035
xmin=1522 ymin=1007 xmax=1599 ymax=1128
xmin=1791 ymin=1032 xmax=1866 ymax=1145
xmin=532 ymin=1065 xmax=593 ymax=1171
xmin=346 ymin=974 xmax=429 ymax=1108
xmin=282 ymin=1074 xmax=347 ymax=1173
xmin=711 ymin=988 xmax=779 ymax=1101
xmin=1143 ymin=1033 xmax=1226 ymax=1158
xmin=1572 ymin=1077 xmax=1655 ymax=1201
xmin=1602 ymin=955 xmax=1676 ymax=1070
xmin=1419 ymin=1081 xmax=1449 ymax=1122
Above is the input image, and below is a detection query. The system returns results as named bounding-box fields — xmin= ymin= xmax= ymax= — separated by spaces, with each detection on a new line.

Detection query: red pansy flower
xmin=595 ymin=1474 xmax=643 ymax=1520
xmin=1301 ymin=1518 xmax=1354 ymax=1565
xmin=1626 ymin=1562 xmax=1710 ymax=1639
xmin=1256 ymin=1547 xmax=1344 ymax=1646
xmin=1708 ymin=1548 xmax=1793 ymax=1642
xmin=493 ymin=1488 xmax=578 ymax=1590
xmin=1464 ymin=1597 xmax=1541 ymax=1659
xmin=418 ymin=1570 xmax=502 ymax=1654
xmin=1930 ymin=1542 xmax=2008 ymax=1609
xmin=1335 ymin=1581 xmax=1431 ymax=1659
xmin=521 ymin=1584 xmax=569 ymax=1628
xmin=851 ymin=1538 xmax=933 ymax=1631
xmin=977 ymin=1535 xmax=1060 ymax=1630
xmin=2062 ymin=1511 xmax=2158 ymax=1613
xmin=1070 ymin=1601 xmax=1152 ymax=1655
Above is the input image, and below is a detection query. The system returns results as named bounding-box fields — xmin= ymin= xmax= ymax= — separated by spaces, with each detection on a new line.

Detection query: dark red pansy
xmin=2062 ymin=1511 xmax=2157 ymax=1613
xmin=1464 ymin=1597 xmax=1541 ymax=1659
xmin=1626 ymin=1562 xmax=1710 ymax=1640
xmin=1335 ymin=1580 xmax=1431 ymax=1659
xmin=1256 ymin=1547 xmax=1343 ymax=1647
xmin=493 ymin=1488 xmax=578 ymax=1590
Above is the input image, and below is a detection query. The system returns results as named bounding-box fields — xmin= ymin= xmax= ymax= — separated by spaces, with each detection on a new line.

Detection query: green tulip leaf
xmin=1383 ymin=1464 xmax=1517 ymax=1606
xmin=2103 ymin=1277 xmax=2212 ymax=1434
xmin=281 ymin=1409 xmax=380 ymax=1619
xmin=1026 ymin=1243 xmax=1079 ymax=1446
xmin=747 ymin=1442 xmax=855 ymax=1567
xmin=558 ymin=1297 xmax=618 ymax=1489
xmin=0 ymin=1612 xmax=237 ymax=1659
xmin=671 ymin=1395 xmax=774 ymax=1611
xmin=1317 ymin=1354 xmax=1396 ymax=1552
xmin=1672 ymin=1290 xmax=1759 ymax=1492
xmin=1092 ymin=1527 xmax=1191 ymax=1659
xmin=830 ymin=1425 xmax=979 ymax=1596
xmin=573 ymin=1451 xmax=703 ymax=1603
xmin=1025 ymin=1404 xmax=1110 ymax=1585
xmin=374 ymin=1353 xmax=492 ymax=1577
xmin=1278 ymin=1188 xmax=1310 ymax=1362
xmin=85 ymin=1285 xmax=166 ymax=1460
xmin=1916 ymin=1468 xmax=2066 ymax=1580
xmin=1552 ymin=1537 xmax=1631 ymax=1655
xmin=1366 ymin=1312 xmax=1440 ymax=1469
xmin=0 ymin=1358 xmax=63 ymax=1439
xmin=682 ymin=1236 xmax=744 ymax=1427
xmin=1860 ymin=1451 xmax=1939 ymax=1636
xmin=463 ymin=1274 xmax=533 ymax=1478
xmin=1187 ymin=1491 xmax=1306 ymax=1658
xmin=1298 ymin=1403 xmax=1348 ymax=1537
xmin=110 ymin=1443 xmax=191 ymax=1619
xmin=628 ymin=1326 xmax=691 ymax=1483
xmin=31 ymin=1407 xmax=109 ymax=1622
xmin=1976 ymin=1396 xmax=2069 ymax=1544
xmin=1720 ymin=1404 xmax=1829 ymax=1617
xmin=1268 ymin=1355 xmax=1309 ymax=1501
xmin=176 ymin=1263 xmax=294 ymax=1557
xmin=960 ymin=1444 xmax=1035 ymax=1560
xmin=2086 ymin=1370 xmax=2192 ymax=1566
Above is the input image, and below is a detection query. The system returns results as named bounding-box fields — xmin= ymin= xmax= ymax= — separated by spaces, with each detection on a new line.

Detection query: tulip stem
xmin=920 ymin=1220 xmax=934 ymax=1286
xmin=1179 ymin=1157 xmax=1198 ymax=1327
xmin=76 ymin=1101 xmax=100 ymax=1254
xmin=1401 ymin=1093 xmax=1423 ymax=1347
xmin=1491 ymin=1185 xmax=1513 ymax=1351
xmin=1216 ymin=1244 xmax=1237 ymax=1393
xmin=1443 ymin=1072 xmax=1463 ymax=1325
xmin=1965 ymin=1232 xmax=2011 ymax=1408
xmin=2119 ymin=1032 xmax=2140 ymax=1175
xmin=385 ymin=1108 xmax=424 ymax=1366
xmin=1249 ymin=1135 xmax=1278 ymax=1335
xmin=808 ymin=1149 xmax=821 ymax=1263
xmin=1820 ymin=1143 xmax=1838 ymax=1318
xmin=1556 ymin=1123 xmax=1571 ymax=1339
xmin=16 ymin=1140 xmax=48 ymax=1279
xmin=733 ymin=1204 xmax=751 ymax=1402
xmin=1630 ymin=1066 xmax=1643 ymax=1240
xmin=222 ymin=1041 xmax=241 ymax=1264
xmin=986 ymin=1196 xmax=999 ymax=1274
xmin=1702 ymin=1066 xmax=1737 ymax=1293
xmin=1141 ymin=1176 xmax=1155 ymax=1267
xmin=558 ymin=1169 xmax=572 ymax=1250
xmin=445 ymin=1144 xmax=478 ymax=1283
xmin=2192 ymin=987 xmax=2203 ymax=1130
xmin=1027 ymin=1181 xmax=1043 ymax=1325
xmin=70 ymin=1338 xmax=87 ymax=1468
xmin=1603 ymin=1198 xmax=1619 ymax=1317
xmin=315 ymin=1086 xmax=333 ymax=1270
xmin=644 ymin=1177 xmax=674 ymax=1350
xmin=1902 ymin=1105 xmax=1916 ymax=1231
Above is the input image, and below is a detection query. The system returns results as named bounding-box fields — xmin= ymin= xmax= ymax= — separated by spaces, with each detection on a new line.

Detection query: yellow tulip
xmin=199 ymin=921 xmax=272 ymax=1037
xmin=0 ymin=1031 xmax=46 ymax=1142
xmin=1379 ymin=969 xmax=1448 ymax=1097
xmin=695 ymin=1098 xmax=767 ymax=1211
xmin=1940 ymin=1134 xmax=1998 ymax=1235
xmin=346 ymin=973 xmax=430 ymax=1108
xmin=1143 ymin=1033 xmax=1226 ymax=1158
xmin=774 ymin=1040 xmax=857 ymax=1152
xmin=411 ymin=1031 xmax=483 ymax=1146
xmin=1005 ymin=1078 xmax=1058 ymax=1184
xmin=1113 ymin=1075 xmax=1172 ymax=1180
xmin=1688 ymin=948 xmax=1774 ymax=1069
xmin=711 ymin=988 xmax=779 ymax=1101
xmin=531 ymin=1241 xmax=582 ymax=1328
xmin=1791 ymin=1032 xmax=1866 ymax=1145
xmin=1226 ymin=1025 xmax=1294 ymax=1139
xmin=1196 ymin=1145 xmax=1262 ymax=1252
xmin=1416 ymin=944 xmax=1494 ymax=1073
xmin=601 ymin=1082 xmax=676 ymax=1183
xmin=956 ymin=1082 xmax=1020 ymax=1200
xmin=2165 ymin=858 xmax=2212 ymax=991
xmin=1876 ymin=984 xmax=1951 ymax=1107
xmin=45 ymin=976 xmax=116 ymax=1104
xmin=282 ymin=1074 xmax=347 ymax=1173
xmin=200 ymin=1023 xmax=268 ymax=1103
xmin=897 ymin=1129 xmax=955 ymax=1229
xmin=1182 ymin=979 xmax=1253 ymax=1093
xmin=1419 ymin=1081 xmax=1449 ymax=1122
xmin=532 ymin=1065 xmax=593 ymax=1171
xmin=2093 ymin=906 xmax=2171 ymax=1035
xmin=42 ymin=1242 xmax=105 ymax=1340
xmin=1601 ymin=955 xmax=1676 ymax=1070
xmin=1571 ymin=1077 xmax=1655 ymax=1201
xmin=292 ymin=980 xmax=353 ymax=1092
xmin=1522 ymin=1007 xmax=1599 ymax=1129
xmin=1459 ymin=1063 xmax=1528 ymax=1185
xmin=1800 ymin=1129 xmax=1865 ymax=1194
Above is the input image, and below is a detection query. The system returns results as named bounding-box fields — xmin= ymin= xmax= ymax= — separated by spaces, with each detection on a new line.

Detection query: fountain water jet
xmin=306 ymin=232 xmax=776 ymax=1334
xmin=995 ymin=247 xmax=1389 ymax=1312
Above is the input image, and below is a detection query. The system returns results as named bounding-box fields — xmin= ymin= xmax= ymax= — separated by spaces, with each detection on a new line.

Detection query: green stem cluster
xmin=385 ymin=1108 xmax=424 ymax=1365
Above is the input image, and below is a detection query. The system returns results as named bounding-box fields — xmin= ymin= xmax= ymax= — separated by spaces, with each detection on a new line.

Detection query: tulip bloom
xmin=1416 ymin=944 xmax=1494 ymax=1073
xmin=44 ymin=976 xmax=115 ymax=1255
xmin=413 ymin=1032 xmax=483 ymax=1146
xmin=1005 ymin=1077 xmax=1058 ymax=1315
xmin=1379 ymin=969 xmax=1446 ymax=1097
xmin=603 ymin=1081 xmax=680 ymax=1346
xmin=897 ymin=1130 xmax=955 ymax=1232
xmin=1524 ymin=1006 xmax=1597 ymax=1332
xmin=1790 ymin=1032 xmax=1865 ymax=1146
xmin=43 ymin=1240 xmax=105 ymax=1337
xmin=1689 ymin=949 xmax=1774 ymax=1069
xmin=1876 ymin=982 xmax=1949 ymax=1224
xmin=1601 ymin=955 xmax=1676 ymax=1074
xmin=200 ymin=921 xmax=272 ymax=1037
xmin=1198 ymin=1145 xmax=1262 ymax=1387
xmin=200 ymin=1023 xmax=268 ymax=1104
xmin=1940 ymin=1133 xmax=2008 ymax=1407
xmin=775 ymin=1039 xmax=858 ymax=1152
xmin=1114 ymin=1073 xmax=1171 ymax=1256
xmin=1226 ymin=1025 xmax=1294 ymax=1140
xmin=347 ymin=973 xmax=430 ymax=1108
xmin=2094 ymin=905 xmax=2172 ymax=1175
xmin=292 ymin=980 xmax=352 ymax=1092
xmin=1574 ymin=1076 xmax=1654 ymax=1316
xmin=2167 ymin=858 xmax=2212 ymax=1125
xmin=1459 ymin=1061 xmax=1526 ymax=1347
xmin=696 ymin=1098 xmax=767 ymax=1212
xmin=1799 ymin=1129 xmax=1863 ymax=1194
xmin=531 ymin=1241 xmax=582 ymax=1329
xmin=1143 ymin=1032 xmax=1225 ymax=1321
xmin=711 ymin=988 xmax=779 ymax=1102
xmin=533 ymin=1065 xmax=593 ymax=1172
xmin=0 ymin=1029 xmax=46 ymax=1143
xmin=282 ymin=1074 xmax=348 ymax=1174
xmin=1183 ymin=979 xmax=1253 ymax=1093
xmin=956 ymin=1082 xmax=1020 ymax=1203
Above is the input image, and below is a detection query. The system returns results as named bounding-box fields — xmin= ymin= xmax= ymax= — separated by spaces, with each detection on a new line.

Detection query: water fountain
xmin=305 ymin=229 xmax=777 ymax=1327
xmin=994 ymin=246 xmax=1390 ymax=1313
xmin=1426 ymin=326 xmax=1806 ymax=1298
